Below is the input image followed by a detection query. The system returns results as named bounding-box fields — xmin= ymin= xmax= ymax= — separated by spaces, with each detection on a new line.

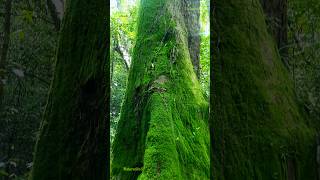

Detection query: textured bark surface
xmin=182 ymin=0 xmax=200 ymax=78
xmin=211 ymin=0 xmax=316 ymax=179
xmin=29 ymin=0 xmax=109 ymax=179
xmin=52 ymin=0 xmax=65 ymax=19
xmin=47 ymin=0 xmax=62 ymax=31
xmin=261 ymin=0 xmax=288 ymax=55
xmin=111 ymin=0 xmax=209 ymax=179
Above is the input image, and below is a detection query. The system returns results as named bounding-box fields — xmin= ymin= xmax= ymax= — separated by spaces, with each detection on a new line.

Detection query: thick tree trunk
xmin=111 ymin=0 xmax=209 ymax=179
xmin=211 ymin=0 xmax=315 ymax=179
xmin=29 ymin=0 xmax=109 ymax=179
xmin=182 ymin=0 xmax=200 ymax=78
xmin=0 ymin=0 xmax=12 ymax=108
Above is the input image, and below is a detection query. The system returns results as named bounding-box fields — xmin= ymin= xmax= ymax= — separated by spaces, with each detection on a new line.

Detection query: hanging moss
xmin=211 ymin=0 xmax=316 ymax=179
xmin=29 ymin=0 xmax=109 ymax=179
xmin=111 ymin=0 xmax=209 ymax=179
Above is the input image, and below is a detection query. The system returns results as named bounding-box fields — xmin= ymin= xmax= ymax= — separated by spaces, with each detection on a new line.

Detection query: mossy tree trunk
xmin=29 ymin=0 xmax=109 ymax=179
xmin=211 ymin=0 xmax=316 ymax=179
xmin=111 ymin=0 xmax=209 ymax=179
xmin=182 ymin=0 xmax=200 ymax=78
xmin=261 ymin=0 xmax=288 ymax=57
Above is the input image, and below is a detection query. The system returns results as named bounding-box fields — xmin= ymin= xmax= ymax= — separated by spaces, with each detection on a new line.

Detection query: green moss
xmin=111 ymin=0 xmax=209 ymax=179
xmin=29 ymin=0 xmax=109 ymax=179
xmin=211 ymin=0 xmax=316 ymax=179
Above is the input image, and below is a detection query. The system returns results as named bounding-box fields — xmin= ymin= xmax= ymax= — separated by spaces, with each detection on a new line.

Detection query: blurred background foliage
xmin=0 ymin=0 xmax=57 ymax=179
xmin=287 ymin=0 xmax=320 ymax=129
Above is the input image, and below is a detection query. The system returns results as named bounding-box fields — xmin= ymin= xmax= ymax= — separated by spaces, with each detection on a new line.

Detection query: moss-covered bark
xmin=211 ymin=0 xmax=316 ymax=179
xmin=182 ymin=0 xmax=201 ymax=78
xmin=261 ymin=0 xmax=288 ymax=53
xmin=111 ymin=0 xmax=209 ymax=179
xmin=29 ymin=1 xmax=109 ymax=179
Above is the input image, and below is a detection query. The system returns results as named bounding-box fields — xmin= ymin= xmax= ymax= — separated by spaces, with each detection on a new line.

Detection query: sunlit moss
xmin=111 ymin=0 xmax=209 ymax=179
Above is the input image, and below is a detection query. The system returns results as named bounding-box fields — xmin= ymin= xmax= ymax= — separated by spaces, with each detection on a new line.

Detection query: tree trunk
xmin=261 ymin=0 xmax=288 ymax=56
xmin=182 ymin=0 xmax=200 ymax=78
xmin=46 ymin=0 xmax=63 ymax=31
xmin=211 ymin=0 xmax=315 ymax=179
xmin=0 ymin=0 xmax=12 ymax=108
xmin=29 ymin=0 xmax=109 ymax=179
xmin=111 ymin=0 xmax=209 ymax=179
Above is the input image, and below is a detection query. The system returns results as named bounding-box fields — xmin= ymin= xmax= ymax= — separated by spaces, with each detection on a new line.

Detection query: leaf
xmin=18 ymin=31 xmax=25 ymax=41
xmin=21 ymin=10 xmax=33 ymax=23
xmin=0 ymin=170 xmax=8 ymax=177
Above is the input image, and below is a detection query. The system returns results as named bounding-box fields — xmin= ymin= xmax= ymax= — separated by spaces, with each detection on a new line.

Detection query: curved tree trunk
xmin=211 ymin=0 xmax=315 ymax=179
xmin=29 ymin=0 xmax=109 ymax=179
xmin=111 ymin=0 xmax=209 ymax=179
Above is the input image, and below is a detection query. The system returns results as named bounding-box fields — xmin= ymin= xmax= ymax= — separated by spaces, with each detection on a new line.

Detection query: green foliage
xmin=110 ymin=3 xmax=138 ymax=144
xmin=200 ymin=35 xmax=210 ymax=99
xmin=0 ymin=1 xmax=57 ymax=178
xmin=288 ymin=0 xmax=320 ymax=129
xmin=200 ymin=0 xmax=209 ymax=34
xmin=111 ymin=5 xmax=138 ymax=48
xmin=110 ymin=55 xmax=128 ymax=143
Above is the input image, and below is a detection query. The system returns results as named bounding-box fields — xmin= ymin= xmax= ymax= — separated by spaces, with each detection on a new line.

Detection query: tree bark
xmin=261 ymin=0 xmax=288 ymax=56
xmin=46 ymin=0 xmax=62 ymax=31
xmin=29 ymin=0 xmax=109 ymax=179
xmin=211 ymin=0 xmax=315 ymax=179
xmin=111 ymin=0 xmax=209 ymax=179
xmin=182 ymin=0 xmax=200 ymax=78
xmin=0 ymin=0 xmax=12 ymax=108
